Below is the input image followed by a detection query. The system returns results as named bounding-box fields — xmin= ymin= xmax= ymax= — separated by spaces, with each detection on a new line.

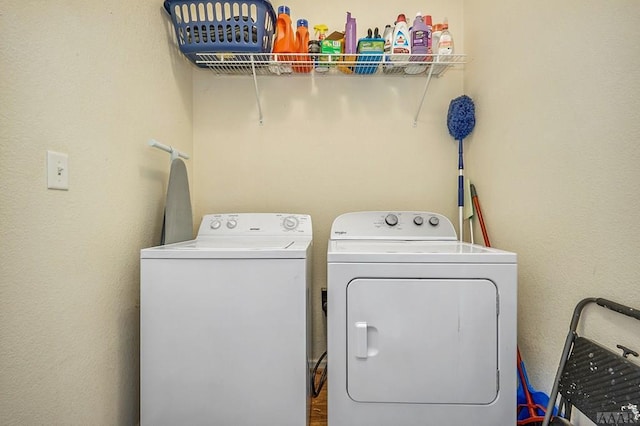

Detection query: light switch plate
xmin=47 ymin=150 xmax=69 ymax=190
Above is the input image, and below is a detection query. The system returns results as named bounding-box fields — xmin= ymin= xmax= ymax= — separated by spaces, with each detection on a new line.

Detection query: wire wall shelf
xmin=190 ymin=52 xmax=466 ymax=125
xmin=193 ymin=53 xmax=465 ymax=77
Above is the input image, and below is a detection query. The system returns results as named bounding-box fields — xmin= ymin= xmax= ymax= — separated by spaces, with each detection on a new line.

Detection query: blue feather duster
xmin=447 ymin=95 xmax=476 ymax=241
xmin=447 ymin=95 xmax=476 ymax=141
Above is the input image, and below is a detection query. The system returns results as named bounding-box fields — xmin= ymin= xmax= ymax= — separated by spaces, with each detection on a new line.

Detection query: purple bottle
xmin=345 ymin=12 xmax=357 ymax=55
xmin=410 ymin=13 xmax=429 ymax=58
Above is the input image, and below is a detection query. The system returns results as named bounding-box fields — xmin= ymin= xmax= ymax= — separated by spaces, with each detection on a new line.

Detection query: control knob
xmin=428 ymin=216 xmax=440 ymax=226
xmin=283 ymin=216 xmax=299 ymax=230
xmin=413 ymin=216 xmax=424 ymax=226
xmin=226 ymin=219 xmax=237 ymax=229
xmin=385 ymin=214 xmax=399 ymax=227
xmin=210 ymin=220 xmax=222 ymax=230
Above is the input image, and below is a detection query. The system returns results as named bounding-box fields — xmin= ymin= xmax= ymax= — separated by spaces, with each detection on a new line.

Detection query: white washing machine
xmin=327 ymin=211 xmax=517 ymax=426
xmin=140 ymin=213 xmax=312 ymax=426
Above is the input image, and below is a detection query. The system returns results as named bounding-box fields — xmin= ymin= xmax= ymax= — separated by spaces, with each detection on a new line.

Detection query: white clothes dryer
xmin=140 ymin=213 xmax=312 ymax=426
xmin=327 ymin=211 xmax=517 ymax=426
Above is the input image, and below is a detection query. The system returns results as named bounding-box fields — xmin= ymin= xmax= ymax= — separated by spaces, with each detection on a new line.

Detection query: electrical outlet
xmin=47 ymin=151 xmax=69 ymax=190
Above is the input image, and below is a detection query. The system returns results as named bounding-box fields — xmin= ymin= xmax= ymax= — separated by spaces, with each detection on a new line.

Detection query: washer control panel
xmin=197 ymin=213 xmax=312 ymax=237
xmin=331 ymin=211 xmax=457 ymax=240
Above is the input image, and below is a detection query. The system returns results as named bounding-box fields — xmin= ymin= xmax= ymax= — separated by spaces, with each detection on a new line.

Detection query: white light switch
xmin=47 ymin=150 xmax=69 ymax=190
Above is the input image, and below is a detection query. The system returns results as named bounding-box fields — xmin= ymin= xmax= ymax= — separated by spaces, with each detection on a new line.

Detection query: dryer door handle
xmin=355 ymin=322 xmax=368 ymax=359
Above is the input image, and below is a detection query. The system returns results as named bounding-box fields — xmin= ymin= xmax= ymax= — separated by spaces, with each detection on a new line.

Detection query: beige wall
xmin=0 ymin=1 xmax=192 ymax=424
xmin=193 ymin=0 xmax=640 ymax=403
xmin=2 ymin=0 xmax=639 ymax=423
xmin=463 ymin=0 xmax=640 ymax=399
xmin=192 ymin=0 xmax=465 ymax=363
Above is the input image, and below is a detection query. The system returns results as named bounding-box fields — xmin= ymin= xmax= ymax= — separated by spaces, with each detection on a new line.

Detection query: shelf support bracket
xmin=250 ymin=55 xmax=264 ymax=126
xmin=413 ymin=62 xmax=436 ymax=127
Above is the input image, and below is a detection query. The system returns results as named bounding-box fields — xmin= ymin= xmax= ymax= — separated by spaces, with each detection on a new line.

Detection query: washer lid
xmin=141 ymin=236 xmax=312 ymax=259
xmin=327 ymin=240 xmax=516 ymax=263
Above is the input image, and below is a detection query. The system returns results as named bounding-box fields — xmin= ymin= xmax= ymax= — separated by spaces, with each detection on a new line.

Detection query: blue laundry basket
xmin=164 ymin=0 xmax=276 ymax=66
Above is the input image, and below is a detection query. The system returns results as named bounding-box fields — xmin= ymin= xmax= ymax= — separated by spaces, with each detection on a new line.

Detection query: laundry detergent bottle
xmin=274 ymin=5 xmax=295 ymax=55
xmin=293 ymin=18 xmax=312 ymax=73
xmin=391 ymin=14 xmax=410 ymax=61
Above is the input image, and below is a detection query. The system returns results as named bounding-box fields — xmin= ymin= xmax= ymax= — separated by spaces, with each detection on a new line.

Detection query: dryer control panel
xmin=330 ymin=211 xmax=457 ymax=241
xmin=197 ymin=213 xmax=312 ymax=237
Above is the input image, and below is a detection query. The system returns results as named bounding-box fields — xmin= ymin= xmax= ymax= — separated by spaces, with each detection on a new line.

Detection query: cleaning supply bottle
xmin=406 ymin=12 xmax=429 ymax=74
xmin=382 ymin=23 xmax=393 ymax=72
xmin=293 ymin=19 xmax=312 ymax=73
xmin=340 ymin=12 xmax=357 ymax=73
xmin=313 ymin=24 xmax=329 ymax=72
xmin=314 ymin=24 xmax=329 ymax=71
xmin=410 ymin=13 xmax=429 ymax=59
xmin=382 ymin=24 xmax=393 ymax=56
xmin=432 ymin=22 xmax=443 ymax=59
xmin=308 ymin=39 xmax=320 ymax=66
xmin=437 ymin=17 xmax=454 ymax=60
xmin=273 ymin=7 xmax=295 ymax=54
xmin=424 ymin=15 xmax=433 ymax=61
xmin=391 ymin=14 xmax=410 ymax=61
xmin=314 ymin=24 xmax=328 ymax=42
xmin=344 ymin=12 xmax=357 ymax=56
xmin=271 ymin=5 xmax=295 ymax=73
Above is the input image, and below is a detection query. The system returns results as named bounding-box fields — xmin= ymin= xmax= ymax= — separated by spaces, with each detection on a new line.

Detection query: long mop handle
xmin=470 ymin=183 xmax=491 ymax=247
xmin=458 ymin=139 xmax=464 ymax=242
xmin=464 ymin=178 xmax=474 ymax=244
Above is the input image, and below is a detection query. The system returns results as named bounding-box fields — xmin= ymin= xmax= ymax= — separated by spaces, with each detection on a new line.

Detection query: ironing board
xmin=161 ymin=158 xmax=193 ymax=244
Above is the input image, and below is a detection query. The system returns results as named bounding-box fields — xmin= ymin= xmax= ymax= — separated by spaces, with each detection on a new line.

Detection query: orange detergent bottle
xmin=293 ymin=19 xmax=312 ymax=73
xmin=273 ymin=5 xmax=295 ymax=63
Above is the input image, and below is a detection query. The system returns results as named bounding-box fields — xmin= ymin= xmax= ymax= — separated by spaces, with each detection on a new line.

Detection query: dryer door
xmin=346 ymin=278 xmax=498 ymax=404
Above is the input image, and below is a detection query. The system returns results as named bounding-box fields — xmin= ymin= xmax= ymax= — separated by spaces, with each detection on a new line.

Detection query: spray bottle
xmin=314 ymin=24 xmax=328 ymax=42
xmin=313 ymin=24 xmax=330 ymax=72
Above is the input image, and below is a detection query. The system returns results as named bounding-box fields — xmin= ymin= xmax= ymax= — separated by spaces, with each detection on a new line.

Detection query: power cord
xmin=312 ymin=288 xmax=328 ymax=398
xmin=311 ymin=351 xmax=327 ymax=397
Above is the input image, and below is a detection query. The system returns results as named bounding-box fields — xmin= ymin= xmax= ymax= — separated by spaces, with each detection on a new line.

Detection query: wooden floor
xmin=310 ymin=371 xmax=327 ymax=426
